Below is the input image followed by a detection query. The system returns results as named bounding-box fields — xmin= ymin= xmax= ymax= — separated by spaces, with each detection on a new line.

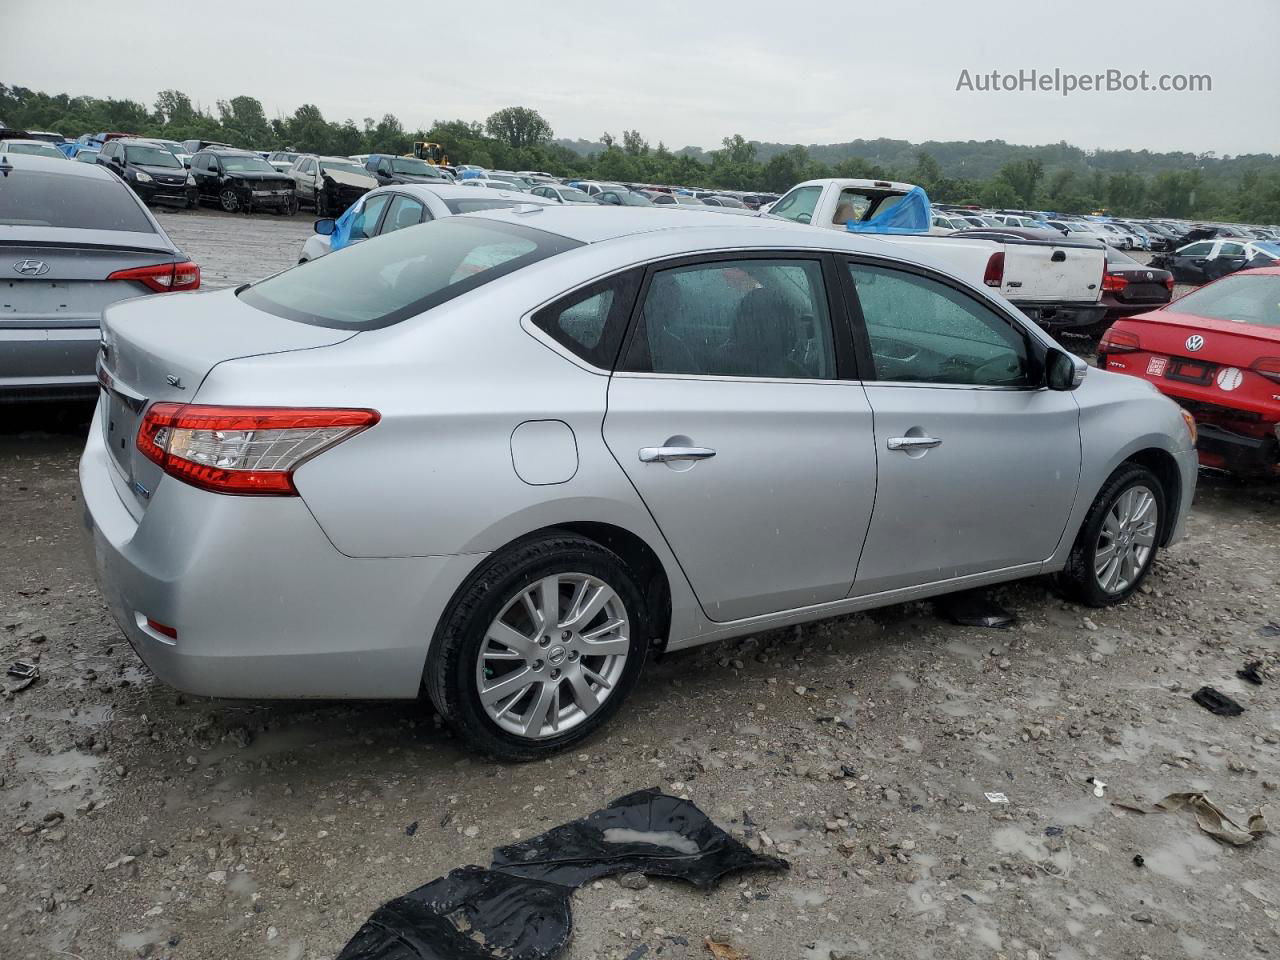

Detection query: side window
xmin=770 ymin=185 xmax=821 ymax=224
xmin=652 ymin=194 xmax=673 ymax=204
xmin=1179 ymin=242 xmax=1212 ymax=256
xmin=847 ymin=263 xmax=1033 ymax=387
xmin=1219 ymin=242 xmax=1245 ymax=256
xmin=300 ymin=158 xmax=315 ymax=175
xmin=531 ymin=271 xmax=640 ymax=368
xmin=381 ymin=194 xmax=427 ymax=235
xmin=622 ymin=258 xmax=835 ymax=380
xmin=351 ymin=193 xmax=392 ymax=239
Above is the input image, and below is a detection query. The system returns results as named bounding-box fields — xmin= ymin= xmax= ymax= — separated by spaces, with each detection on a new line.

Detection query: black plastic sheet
xmin=336 ymin=789 xmax=787 ymax=960
xmin=935 ymin=590 xmax=1015 ymax=629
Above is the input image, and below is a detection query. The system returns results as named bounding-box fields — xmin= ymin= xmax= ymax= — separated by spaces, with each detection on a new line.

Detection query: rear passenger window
xmin=622 ymin=259 xmax=835 ymax=379
xmin=531 ymin=271 xmax=640 ymax=368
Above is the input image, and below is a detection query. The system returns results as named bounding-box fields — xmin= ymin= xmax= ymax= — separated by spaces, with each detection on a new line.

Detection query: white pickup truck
xmin=767 ymin=178 xmax=1107 ymax=331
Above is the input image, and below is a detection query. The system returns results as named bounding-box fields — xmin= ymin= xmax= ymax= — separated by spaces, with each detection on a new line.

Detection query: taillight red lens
xmin=1252 ymin=357 xmax=1280 ymax=384
xmin=1102 ymin=272 xmax=1128 ymax=292
xmin=983 ymin=251 xmax=1005 ymax=287
xmin=137 ymin=403 xmax=379 ymax=496
xmin=1163 ymin=275 xmax=1176 ymax=291
xmin=108 ymin=260 xmax=201 ymax=293
xmin=1099 ymin=328 xmax=1141 ymax=353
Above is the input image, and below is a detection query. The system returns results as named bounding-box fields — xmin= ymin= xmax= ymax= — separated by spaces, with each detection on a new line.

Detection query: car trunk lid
xmin=98 ymin=287 xmax=356 ymax=514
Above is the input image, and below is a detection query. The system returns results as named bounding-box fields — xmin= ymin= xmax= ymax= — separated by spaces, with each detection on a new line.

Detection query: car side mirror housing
xmin=314 ymin=218 xmax=336 ymax=236
xmin=1046 ymin=348 xmax=1087 ymax=391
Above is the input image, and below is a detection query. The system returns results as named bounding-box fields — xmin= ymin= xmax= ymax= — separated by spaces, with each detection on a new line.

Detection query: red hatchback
xmin=1098 ymin=267 xmax=1280 ymax=476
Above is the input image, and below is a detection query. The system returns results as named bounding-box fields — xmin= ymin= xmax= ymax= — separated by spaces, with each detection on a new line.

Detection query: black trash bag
xmin=1237 ymin=661 xmax=1264 ymax=686
xmin=336 ymin=866 xmax=572 ymax=960
xmin=935 ymin=590 xmax=1015 ymax=629
xmin=335 ymin=790 xmax=787 ymax=960
xmin=492 ymin=788 xmax=788 ymax=888
xmin=1191 ymin=686 xmax=1244 ymax=717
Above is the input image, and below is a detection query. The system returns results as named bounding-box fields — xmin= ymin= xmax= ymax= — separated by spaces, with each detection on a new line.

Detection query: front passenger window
xmin=351 ymin=193 xmax=391 ymax=240
xmin=848 ymin=263 xmax=1033 ymax=387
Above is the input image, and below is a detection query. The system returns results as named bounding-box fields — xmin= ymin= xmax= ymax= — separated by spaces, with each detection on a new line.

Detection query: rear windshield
xmin=1170 ymin=273 xmax=1280 ymax=328
xmin=240 ymin=217 xmax=580 ymax=330
xmin=0 ymin=169 xmax=153 ymax=232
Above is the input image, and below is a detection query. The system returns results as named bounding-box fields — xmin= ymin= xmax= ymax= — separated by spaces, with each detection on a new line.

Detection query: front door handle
xmin=887 ymin=436 xmax=942 ymax=451
xmin=639 ymin=446 xmax=717 ymax=464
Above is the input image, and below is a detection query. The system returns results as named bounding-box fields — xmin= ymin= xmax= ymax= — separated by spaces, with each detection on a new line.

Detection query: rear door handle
xmin=887 ymin=436 xmax=942 ymax=451
xmin=639 ymin=446 xmax=717 ymax=463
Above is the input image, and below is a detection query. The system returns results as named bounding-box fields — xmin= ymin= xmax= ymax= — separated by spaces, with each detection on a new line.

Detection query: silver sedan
xmin=81 ymin=208 xmax=1197 ymax=759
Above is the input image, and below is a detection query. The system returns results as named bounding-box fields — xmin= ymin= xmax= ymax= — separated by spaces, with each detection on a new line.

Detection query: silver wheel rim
xmin=1094 ymin=484 xmax=1158 ymax=594
xmin=220 ymin=190 xmax=238 ymax=211
xmin=475 ymin=572 xmax=630 ymax=740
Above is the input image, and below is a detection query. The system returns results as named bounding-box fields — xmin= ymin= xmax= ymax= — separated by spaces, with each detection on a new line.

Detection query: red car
xmin=1098 ymin=267 xmax=1280 ymax=476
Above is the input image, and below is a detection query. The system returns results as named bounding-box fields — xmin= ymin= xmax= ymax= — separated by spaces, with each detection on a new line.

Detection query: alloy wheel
xmin=1094 ymin=485 xmax=1158 ymax=594
xmin=474 ymin=573 xmax=630 ymax=740
xmin=219 ymin=189 xmax=239 ymax=213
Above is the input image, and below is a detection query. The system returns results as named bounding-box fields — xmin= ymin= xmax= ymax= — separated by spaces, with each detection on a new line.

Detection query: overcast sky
xmin=5 ymin=0 xmax=1277 ymax=156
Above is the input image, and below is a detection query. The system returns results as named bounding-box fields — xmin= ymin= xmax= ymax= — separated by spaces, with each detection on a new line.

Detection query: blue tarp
xmin=460 ymin=169 xmax=485 ymax=180
xmin=328 ymin=199 xmax=363 ymax=252
xmin=845 ymin=186 xmax=932 ymax=235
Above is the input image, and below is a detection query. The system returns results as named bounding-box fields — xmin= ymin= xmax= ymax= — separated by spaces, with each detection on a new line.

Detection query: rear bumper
xmin=0 ymin=326 xmax=100 ymax=397
xmin=79 ymin=401 xmax=486 ymax=699
xmin=1196 ymin=423 xmax=1280 ymax=474
xmin=1012 ymin=301 xmax=1108 ymax=330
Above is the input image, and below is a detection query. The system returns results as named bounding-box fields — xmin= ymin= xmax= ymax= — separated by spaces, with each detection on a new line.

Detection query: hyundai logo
xmin=1185 ymin=335 xmax=1205 ymax=352
xmin=12 ymin=259 xmax=50 ymax=277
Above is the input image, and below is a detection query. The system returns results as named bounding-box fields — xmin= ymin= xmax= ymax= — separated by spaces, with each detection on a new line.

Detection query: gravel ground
xmin=1 ymin=216 xmax=1277 ymax=960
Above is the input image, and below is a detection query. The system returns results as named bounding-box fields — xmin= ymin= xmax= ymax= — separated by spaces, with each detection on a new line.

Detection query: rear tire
xmin=1060 ymin=464 xmax=1164 ymax=607
xmin=426 ymin=533 xmax=649 ymax=761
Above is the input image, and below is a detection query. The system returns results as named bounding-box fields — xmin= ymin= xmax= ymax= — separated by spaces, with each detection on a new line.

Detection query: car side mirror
xmin=1046 ymin=348 xmax=1087 ymax=391
xmin=314 ymin=218 xmax=336 ymax=236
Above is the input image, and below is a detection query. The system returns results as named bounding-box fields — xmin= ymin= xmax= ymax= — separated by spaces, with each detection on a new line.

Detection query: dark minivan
xmin=189 ymin=149 xmax=295 ymax=213
xmin=365 ymin=154 xmax=452 ymax=187
xmin=97 ymin=138 xmax=196 ymax=208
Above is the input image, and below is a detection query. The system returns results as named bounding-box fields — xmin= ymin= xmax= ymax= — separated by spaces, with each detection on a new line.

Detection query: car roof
xmin=371 ymin=183 xmax=548 ymax=203
xmin=0 ymin=152 xmax=116 ymax=180
xmin=1 ymin=139 xmax=57 ymax=147
xmin=465 ymin=204 xmax=862 ymax=246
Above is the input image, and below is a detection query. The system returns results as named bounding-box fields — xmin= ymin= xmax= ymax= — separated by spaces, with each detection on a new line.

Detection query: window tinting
xmin=623 ymin=259 xmax=835 ymax=380
xmin=532 ymin=271 xmax=640 ymax=368
xmin=125 ymin=146 xmax=181 ymax=167
xmin=0 ymin=171 xmax=153 ymax=232
xmin=240 ymin=217 xmax=581 ymax=330
xmin=848 ymin=263 xmax=1033 ymax=387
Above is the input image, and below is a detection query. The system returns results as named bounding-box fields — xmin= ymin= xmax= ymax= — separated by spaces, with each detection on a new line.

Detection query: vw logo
xmin=12 ymin=259 xmax=50 ymax=277
xmin=1145 ymin=272 xmax=1153 ymax=280
xmin=1185 ymin=335 xmax=1205 ymax=353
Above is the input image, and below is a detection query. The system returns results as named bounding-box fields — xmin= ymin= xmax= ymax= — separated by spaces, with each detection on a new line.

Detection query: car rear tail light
xmin=146 ymin=618 xmax=178 ymax=640
xmin=1251 ymin=357 xmax=1280 ymax=384
xmin=1102 ymin=272 xmax=1128 ymax=292
xmin=983 ymin=251 xmax=1004 ymax=287
xmin=1099 ymin=328 xmax=1142 ymax=353
xmin=1164 ymin=275 xmax=1176 ymax=291
xmin=137 ymin=403 xmax=379 ymax=495
xmin=107 ymin=260 xmax=201 ymax=292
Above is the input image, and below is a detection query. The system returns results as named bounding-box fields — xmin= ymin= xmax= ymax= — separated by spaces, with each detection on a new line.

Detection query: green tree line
xmin=3 ymin=83 xmax=1277 ymax=223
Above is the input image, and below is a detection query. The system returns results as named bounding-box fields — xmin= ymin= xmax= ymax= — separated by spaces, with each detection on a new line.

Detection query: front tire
xmin=1061 ymin=464 xmax=1164 ymax=607
xmin=218 ymin=188 xmax=240 ymax=213
xmin=426 ymin=533 xmax=649 ymax=761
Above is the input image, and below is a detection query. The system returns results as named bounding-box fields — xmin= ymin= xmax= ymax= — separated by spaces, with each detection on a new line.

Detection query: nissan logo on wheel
xmin=12 ymin=259 xmax=50 ymax=277
xmin=1185 ymin=335 xmax=1205 ymax=353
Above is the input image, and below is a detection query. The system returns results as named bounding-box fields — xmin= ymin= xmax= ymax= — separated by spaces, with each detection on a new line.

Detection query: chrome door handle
xmin=639 ymin=446 xmax=717 ymax=463
xmin=887 ymin=436 xmax=942 ymax=451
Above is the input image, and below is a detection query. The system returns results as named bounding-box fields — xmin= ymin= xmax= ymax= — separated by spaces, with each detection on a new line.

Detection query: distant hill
xmin=555 ymin=136 xmax=1277 ymax=181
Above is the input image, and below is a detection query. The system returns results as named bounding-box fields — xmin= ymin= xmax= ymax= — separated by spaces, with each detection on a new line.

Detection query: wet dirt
xmin=1 ymin=217 xmax=1278 ymax=960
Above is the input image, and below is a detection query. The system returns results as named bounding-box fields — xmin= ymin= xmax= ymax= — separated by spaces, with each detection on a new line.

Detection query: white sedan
xmin=298 ymin=184 xmax=555 ymax=262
